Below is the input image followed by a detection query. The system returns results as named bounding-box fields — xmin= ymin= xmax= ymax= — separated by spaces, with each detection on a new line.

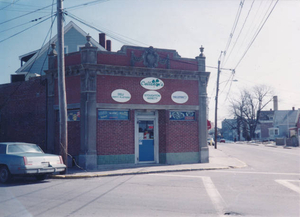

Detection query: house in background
xmin=13 ymin=21 xmax=108 ymax=81
xmin=258 ymin=110 xmax=275 ymax=141
xmin=272 ymin=109 xmax=298 ymax=140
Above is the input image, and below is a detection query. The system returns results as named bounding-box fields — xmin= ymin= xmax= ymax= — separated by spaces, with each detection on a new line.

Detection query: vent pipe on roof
xmin=273 ymin=96 xmax=278 ymax=111
xmin=99 ymin=33 xmax=106 ymax=49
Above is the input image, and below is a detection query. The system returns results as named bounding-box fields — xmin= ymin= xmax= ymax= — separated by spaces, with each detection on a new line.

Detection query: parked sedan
xmin=220 ymin=139 xmax=226 ymax=143
xmin=0 ymin=142 xmax=66 ymax=183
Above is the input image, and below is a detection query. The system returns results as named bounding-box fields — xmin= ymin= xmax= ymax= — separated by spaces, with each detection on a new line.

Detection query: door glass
xmin=139 ymin=121 xmax=154 ymax=140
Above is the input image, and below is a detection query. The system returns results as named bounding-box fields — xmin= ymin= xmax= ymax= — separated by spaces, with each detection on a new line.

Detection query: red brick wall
xmin=166 ymin=112 xmax=199 ymax=153
xmin=55 ymin=75 xmax=81 ymax=105
xmin=97 ymin=75 xmax=199 ymax=105
xmin=0 ymin=79 xmax=47 ymax=151
xmin=96 ymin=110 xmax=135 ymax=155
xmin=97 ymin=48 xmax=198 ymax=71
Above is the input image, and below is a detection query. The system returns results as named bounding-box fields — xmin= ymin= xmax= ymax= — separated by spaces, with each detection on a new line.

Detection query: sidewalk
xmin=51 ymin=146 xmax=247 ymax=179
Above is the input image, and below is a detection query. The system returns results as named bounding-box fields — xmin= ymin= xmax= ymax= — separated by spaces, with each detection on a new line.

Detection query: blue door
xmin=138 ymin=121 xmax=154 ymax=162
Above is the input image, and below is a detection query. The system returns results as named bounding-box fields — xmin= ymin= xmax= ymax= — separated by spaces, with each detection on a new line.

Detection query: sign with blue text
xmin=140 ymin=77 xmax=164 ymax=90
xmin=98 ymin=110 xmax=129 ymax=120
xmin=169 ymin=111 xmax=195 ymax=121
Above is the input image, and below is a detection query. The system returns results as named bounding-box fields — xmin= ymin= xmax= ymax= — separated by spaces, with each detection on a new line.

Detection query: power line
xmin=0 ymin=14 xmax=55 ymax=44
xmin=0 ymin=3 xmax=55 ymax=25
xmin=223 ymin=0 xmax=256 ymax=66
xmin=0 ymin=0 xmax=21 ymax=10
xmin=233 ymin=0 xmax=279 ymax=70
xmin=65 ymin=0 xmax=109 ymax=11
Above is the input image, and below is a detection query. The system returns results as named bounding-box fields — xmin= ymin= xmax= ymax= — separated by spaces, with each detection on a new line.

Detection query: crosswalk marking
xmin=275 ymin=180 xmax=300 ymax=194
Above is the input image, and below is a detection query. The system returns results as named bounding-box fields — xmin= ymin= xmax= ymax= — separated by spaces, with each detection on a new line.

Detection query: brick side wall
xmin=166 ymin=112 xmax=199 ymax=153
xmin=55 ymin=75 xmax=81 ymax=105
xmin=97 ymin=110 xmax=135 ymax=155
xmin=0 ymin=79 xmax=47 ymax=151
xmin=97 ymin=75 xmax=198 ymax=105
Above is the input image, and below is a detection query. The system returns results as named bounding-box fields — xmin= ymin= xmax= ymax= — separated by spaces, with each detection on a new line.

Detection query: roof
xmin=16 ymin=21 xmax=106 ymax=73
xmin=258 ymin=110 xmax=274 ymax=121
xmin=273 ymin=110 xmax=298 ymax=126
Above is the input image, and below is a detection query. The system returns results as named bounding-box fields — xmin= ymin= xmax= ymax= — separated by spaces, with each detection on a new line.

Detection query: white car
xmin=0 ymin=142 xmax=66 ymax=183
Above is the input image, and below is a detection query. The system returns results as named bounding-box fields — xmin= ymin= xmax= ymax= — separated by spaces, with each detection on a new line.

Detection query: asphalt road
xmin=1 ymin=142 xmax=299 ymax=217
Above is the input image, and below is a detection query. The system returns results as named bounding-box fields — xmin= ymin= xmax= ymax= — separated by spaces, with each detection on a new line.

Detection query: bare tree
xmin=229 ymin=85 xmax=273 ymax=141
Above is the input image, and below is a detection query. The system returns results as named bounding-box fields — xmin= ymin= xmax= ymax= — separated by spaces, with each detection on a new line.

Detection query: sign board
xmin=98 ymin=110 xmax=129 ymax=120
xmin=140 ymin=77 xmax=164 ymax=90
xmin=67 ymin=110 xmax=80 ymax=121
xmin=111 ymin=89 xmax=131 ymax=103
xmin=169 ymin=111 xmax=195 ymax=121
xmin=171 ymin=91 xmax=189 ymax=104
xmin=207 ymin=120 xmax=212 ymax=130
xmin=143 ymin=91 xmax=161 ymax=103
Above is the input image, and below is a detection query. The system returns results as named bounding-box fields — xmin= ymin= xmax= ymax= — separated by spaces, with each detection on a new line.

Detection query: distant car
xmin=0 ymin=142 xmax=66 ymax=183
xmin=207 ymin=138 xmax=215 ymax=146
xmin=220 ymin=139 xmax=226 ymax=143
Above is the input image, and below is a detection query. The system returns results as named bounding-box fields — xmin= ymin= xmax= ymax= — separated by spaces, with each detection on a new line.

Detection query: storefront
xmin=46 ymin=40 xmax=210 ymax=170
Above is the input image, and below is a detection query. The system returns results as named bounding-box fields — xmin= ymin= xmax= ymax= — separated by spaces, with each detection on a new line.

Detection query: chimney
xmin=106 ymin=40 xmax=111 ymax=51
xmin=99 ymin=33 xmax=106 ymax=49
xmin=292 ymin=107 xmax=295 ymax=111
xmin=273 ymin=96 xmax=278 ymax=111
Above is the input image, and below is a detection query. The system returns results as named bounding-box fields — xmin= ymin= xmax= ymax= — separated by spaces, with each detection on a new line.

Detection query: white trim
xmin=16 ymin=21 xmax=106 ymax=73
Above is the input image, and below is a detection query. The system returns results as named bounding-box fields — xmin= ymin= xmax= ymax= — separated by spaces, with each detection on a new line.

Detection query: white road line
xmin=149 ymin=174 xmax=227 ymax=217
xmin=210 ymin=170 xmax=300 ymax=176
xmin=275 ymin=180 xmax=300 ymax=194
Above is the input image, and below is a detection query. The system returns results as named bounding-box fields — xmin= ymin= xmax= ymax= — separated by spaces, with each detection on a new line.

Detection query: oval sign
xmin=111 ymin=89 xmax=131 ymax=103
xmin=171 ymin=91 xmax=189 ymax=104
xmin=140 ymin=77 xmax=164 ymax=90
xmin=143 ymin=91 xmax=161 ymax=103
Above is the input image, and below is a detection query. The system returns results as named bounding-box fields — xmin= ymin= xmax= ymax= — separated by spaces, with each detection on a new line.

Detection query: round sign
xmin=140 ymin=77 xmax=164 ymax=90
xmin=111 ymin=89 xmax=131 ymax=103
xmin=143 ymin=91 xmax=161 ymax=103
xmin=171 ymin=91 xmax=189 ymax=104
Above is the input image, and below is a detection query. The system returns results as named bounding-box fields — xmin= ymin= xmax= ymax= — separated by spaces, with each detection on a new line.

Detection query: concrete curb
xmin=50 ymin=163 xmax=247 ymax=179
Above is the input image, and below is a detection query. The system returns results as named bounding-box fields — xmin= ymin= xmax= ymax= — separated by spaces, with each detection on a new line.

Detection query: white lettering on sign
xmin=171 ymin=91 xmax=189 ymax=104
xmin=140 ymin=77 xmax=164 ymax=90
xmin=143 ymin=91 xmax=161 ymax=103
xmin=111 ymin=89 xmax=131 ymax=103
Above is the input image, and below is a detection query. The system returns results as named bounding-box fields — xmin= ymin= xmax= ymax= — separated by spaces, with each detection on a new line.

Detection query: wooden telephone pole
xmin=57 ymin=0 xmax=68 ymax=167
xmin=214 ymin=59 xmax=221 ymax=149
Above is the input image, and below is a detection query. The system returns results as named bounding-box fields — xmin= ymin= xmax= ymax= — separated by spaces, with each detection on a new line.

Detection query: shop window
xmin=269 ymin=128 xmax=279 ymax=136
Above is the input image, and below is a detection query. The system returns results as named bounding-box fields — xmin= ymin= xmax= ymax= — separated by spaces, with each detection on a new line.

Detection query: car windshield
xmin=7 ymin=144 xmax=43 ymax=154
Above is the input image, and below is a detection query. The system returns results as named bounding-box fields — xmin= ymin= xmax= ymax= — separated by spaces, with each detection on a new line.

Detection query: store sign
xmin=140 ymin=77 xmax=164 ymax=90
xmin=111 ymin=89 xmax=131 ymax=103
xmin=171 ymin=91 xmax=189 ymax=104
xmin=143 ymin=91 xmax=161 ymax=103
xmin=67 ymin=110 xmax=80 ymax=121
xmin=169 ymin=111 xmax=195 ymax=121
xmin=98 ymin=110 xmax=129 ymax=120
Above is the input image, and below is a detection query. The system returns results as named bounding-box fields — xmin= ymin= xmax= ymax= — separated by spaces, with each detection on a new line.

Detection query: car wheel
xmin=0 ymin=166 xmax=12 ymax=184
xmin=36 ymin=174 xmax=48 ymax=181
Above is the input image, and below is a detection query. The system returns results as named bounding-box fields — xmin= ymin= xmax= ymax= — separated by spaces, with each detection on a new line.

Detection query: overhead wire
xmin=233 ymin=0 xmax=279 ymax=70
xmin=0 ymin=14 xmax=56 ymax=44
xmin=0 ymin=3 xmax=55 ymax=26
xmin=0 ymin=0 xmax=21 ymax=10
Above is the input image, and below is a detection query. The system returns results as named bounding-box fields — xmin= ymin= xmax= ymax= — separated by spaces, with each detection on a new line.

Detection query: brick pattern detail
xmin=0 ymin=79 xmax=47 ymax=151
xmin=97 ymin=75 xmax=199 ymax=105
xmin=166 ymin=111 xmax=199 ymax=153
xmin=97 ymin=110 xmax=134 ymax=155
xmin=55 ymin=76 xmax=81 ymax=105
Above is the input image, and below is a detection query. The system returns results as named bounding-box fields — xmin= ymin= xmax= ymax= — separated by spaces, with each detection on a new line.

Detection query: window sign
xmin=169 ymin=111 xmax=195 ymax=121
xmin=111 ymin=89 xmax=131 ymax=103
xmin=171 ymin=91 xmax=189 ymax=104
xmin=67 ymin=110 xmax=80 ymax=121
xmin=98 ymin=110 xmax=129 ymax=120
xmin=143 ymin=91 xmax=161 ymax=103
xmin=140 ymin=77 xmax=164 ymax=90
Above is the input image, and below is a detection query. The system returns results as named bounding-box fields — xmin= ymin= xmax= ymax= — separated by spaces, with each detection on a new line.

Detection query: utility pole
xmin=57 ymin=0 xmax=68 ymax=168
xmin=214 ymin=59 xmax=221 ymax=149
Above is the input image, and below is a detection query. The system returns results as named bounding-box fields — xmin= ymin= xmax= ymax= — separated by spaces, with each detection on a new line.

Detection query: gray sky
xmin=0 ymin=0 xmax=299 ymax=124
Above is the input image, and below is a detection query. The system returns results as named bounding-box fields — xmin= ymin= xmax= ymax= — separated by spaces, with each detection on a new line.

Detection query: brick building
xmin=0 ymin=36 xmax=210 ymax=169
